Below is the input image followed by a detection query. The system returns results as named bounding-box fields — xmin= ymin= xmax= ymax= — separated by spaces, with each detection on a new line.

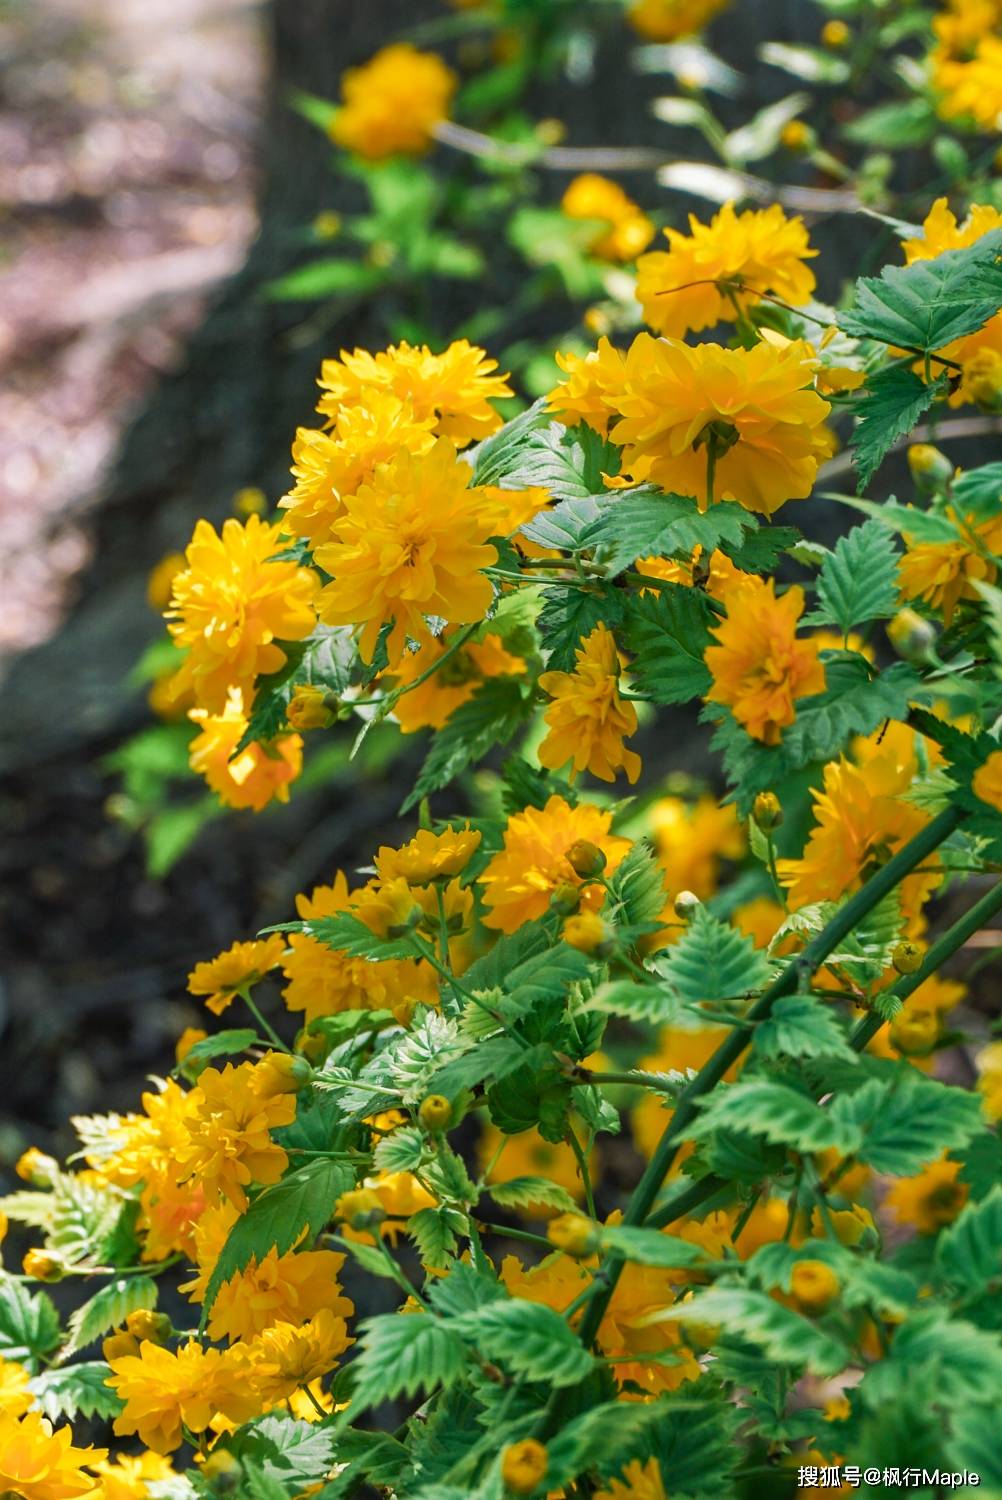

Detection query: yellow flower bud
xmin=102 ymin=1330 xmax=142 ymax=1362
xmin=201 ymin=1449 xmax=242 ymax=1489
xmin=313 ymin=210 xmax=342 ymax=240
xmin=15 ymin=1148 xmax=59 ymax=1188
xmin=546 ymin=1213 xmax=599 ymax=1259
xmin=968 ymin=364 xmax=1002 ymax=414
xmin=790 ymin=1258 xmax=840 ymax=1315
xmin=501 ymin=1438 xmax=549 ymax=1495
xmin=23 ymin=1248 xmax=65 ymax=1283
xmin=907 ymin=443 xmax=953 ymax=494
xmin=562 ymin=911 xmax=611 ymax=954
xmin=781 ymin=120 xmax=815 ymax=153
xmin=537 ymin=118 xmax=566 ymax=147
xmin=124 ymin=1309 xmax=173 ymax=1345
xmin=752 ymin=791 xmax=783 ymax=832
xmin=336 ymin=1187 xmax=386 ymax=1231
xmin=821 ymin=19 xmax=850 ymax=47
xmin=887 ymin=608 xmax=937 ymax=662
xmin=418 ymin=1094 xmax=453 ymax=1132
xmin=287 ymin=685 xmax=337 ymax=731
xmin=255 ymin=1052 xmax=312 ymax=1096
xmin=892 ymin=940 xmax=924 ymax=975
xmin=234 ymin=486 xmax=267 ymax=517
xmin=550 ymin=881 xmax=582 ymax=916
xmin=811 ymin=1203 xmax=877 ymax=1249
xmin=673 ymin=890 xmax=701 ymax=920
xmin=564 ymin=840 xmax=607 ymax=879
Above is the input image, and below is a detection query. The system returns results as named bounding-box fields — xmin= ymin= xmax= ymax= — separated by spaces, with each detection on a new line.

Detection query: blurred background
xmin=1 ymin=0 xmax=998 ymax=1164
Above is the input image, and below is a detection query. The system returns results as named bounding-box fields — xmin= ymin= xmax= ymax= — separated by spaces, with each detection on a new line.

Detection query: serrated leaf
xmin=599 ymin=1224 xmax=709 ymax=1268
xmin=848 ymin=366 xmax=947 ymax=491
xmin=29 ymin=1361 xmax=123 ymax=1422
xmin=201 ymin=1158 xmax=352 ymax=1322
xmin=0 ymin=1277 xmax=61 ymax=1369
xmin=934 ymin=1187 xmax=1002 ymax=1298
xmin=373 ymin=1126 xmax=426 ymax=1175
xmin=724 ymin=91 xmax=810 ymax=163
xmin=454 ymin=1299 xmax=596 ymax=1386
xmin=782 ymin=657 xmax=920 ymax=767
xmin=859 ymin=1308 xmax=1002 ymax=1411
xmin=831 ymin=1074 xmax=984 ymax=1176
xmin=657 ymin=1286 xmax=849 ymax=1374
xmin=658 ymin=905 xmax=770 ymax=1005
xmin=427 ymin=1036 xmax=532 ymax=1097
xmin=582 ymin=492 xmax=754 ymax=578
xmin=719 ymin=525 xmax=802 ymax=575
xmin=60 ymin=1275 xmax=157 ymax=1360
xmin=236 ymin=626 xmax=356 ymax=752
xmin=537 ymin=584 xmax=625 ymax=671
xmin=178 ymin=1029 xmax=260 ymax=1075
xmin=838 ymin=230 xmax=1002 ymax=353
xmin=469 ymin=400 xmax=548 ymax=487
xmin=350 ymin=1313 xmax=467 ymax=1412
xmin=521 ymin=496 xmax=603 ymax=552
xmin=843 ymin=97 xmax=937 ymax=147
xmin=504 ymin=421 xmax=621 ymax=501
xmin=407 ymin=1206 xmax=461 ymax=1269
xmin=487 ymin=1176 xmax=579 ymax=1215
xmin=622 ymin=585 xmax=715 ymax=705
xmin=687 ymin=1079 xmax=853 ymax=1153
xmin=753 ymin=994 xmax=856 ymax=1062
xmin=504 ymin=943 xmax=590 ymax=1012
xmin=228 ymin=1412 xmax=341 ymax=1485
xmin=301 ymin=910 xmax=418 ymax=962
xmin=603 ymin=838 xmax=669 ymax=931
xmin=804 ymin=518 xmax=901 ymax=633
xmin=401 ymin=677 xmax=531 ymax=813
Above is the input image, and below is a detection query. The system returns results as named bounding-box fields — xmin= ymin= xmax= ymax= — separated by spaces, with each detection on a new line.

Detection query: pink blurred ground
xmin=0 ymin=0 xmax=263 ymax=656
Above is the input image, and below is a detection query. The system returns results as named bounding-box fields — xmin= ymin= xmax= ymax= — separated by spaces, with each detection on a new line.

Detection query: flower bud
xmin=781 ymin=120 xmax=815 ymax=153
xmin=967 ymin=360 xmax=1002 ymax=415
xmin=336 ymin=1187 xmax=386 ymax=1231
xmin=546 ymin=1213 xmax=599 ymax=1259
xmin=811 ymin=1203 xmax=877 ymax=1250
xmin=564 ymin=840 xmax=607 ymax=879
xmin=287 ymin=685 xmax=336 ymax=732
xmin=233 ymin=487 xmax=266 ymax=517
xmin=673 ymin=890 xmax=701 ymax=920
xmin=907 ymin=443 xmax=953 ymax=495
xmin=892 ymin=939 xmax=924 ymax=975
xmin=887 ymin=608 xmax=937 ymax=663
xmin=201 ymin=1449 xmax=242 ymax=1490
xmin=102 ymin=1331 xmax=142 ymax=1362
xmin=255 ymin=1052 xmax=312 ymax=1096
xmin=15 ymin=1148 xmax=59 ymax=1188
xmin=418 ymin=1094 xmax=453 ymax=1132
xmin=23 ymin=1248 xmax=65 ymax=1282
xmin=550 ymin=881 xmax=582 ymax=916
xmin=125 ymin=1309 xmax=173 ymax=1345
xmin=821 ymin=18 xmax=850 ymax=47
xmin=562 ymin=911 xmax=611 ymax=955
xmin=501 ymin=1438 xmax=549 ymax=1495
xmin=752 ymin=791 xmax=783 ymax=832
xmin=536 ymin=118 xmax=566 ymax=147
xmin=312 ymin=210 xmax=342 ymax=241
xmin=790 ymin=1258 xmax=840 ymax=1315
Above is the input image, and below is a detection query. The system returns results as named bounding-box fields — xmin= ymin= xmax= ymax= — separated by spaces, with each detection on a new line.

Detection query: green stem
xmin=567 ymin=1125 xmax=597 ymax=1219
xmin=238 ymin=988 xmax=290 ymax=1053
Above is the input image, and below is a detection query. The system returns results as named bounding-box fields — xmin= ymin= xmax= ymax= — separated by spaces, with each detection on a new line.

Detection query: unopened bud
xmin=255 ymin=1052 xmax=312 ymax=1096
xmin=418 ymin=1094 xmax=453 ymax=1132
xmin=201 ymin=1449 xmax=242 ymax=1489
xmin=673 ymin=890 xmax=701 ymax=920
xmin=562 ymin=911 xmax=611 ymax=955
xmin=887 ymin=608 xmax=937 ymax=662
xmin=234 ymin=487 xmax=266 ymax=517
xmin=892 ymin=939 xmax=924 ymax=975
xmin=501 ymin=1439 xmax=549 ymax=1495
xmin=821 ymin=18 xmax=850 ymax=47
xmin=907 ymin=443 xmax=953 ymax=495
xmin=564 ymin=840 xmax=607 ymax=879
xmin=125 ymin=1309 xmax=173 ymax=1345
xmin=968 ymin=362 xmax=1002 ymax=415
xmin=336 ymin=1187 xmax=386 ymax=1232
xmin=23 ymin=1248 xmax=65 ymax=1282
xmin=287 ymin=685 xmax=336 ymax=732
xmin=781 ymin=120 xmax=815 ymax=153
xmin=312 ymin=211 xmax=342 ymax=241
xmin=15 ymin=1148 xmax=59 ymax=1188
xmin=790 ymin=1258 xmax=840 ymax=1315
xmin=546 ymin=1213 xmax=599 ymax=1259
xmin=536 ymin=118 xmax=566 ymax=147
xmin=550 ymin=881 xmax=582 ymax=916
xmin=102 ymin=1331 xmax=142 ymax=1362
xmin=752 ymin=792 xmax=783 ymax=832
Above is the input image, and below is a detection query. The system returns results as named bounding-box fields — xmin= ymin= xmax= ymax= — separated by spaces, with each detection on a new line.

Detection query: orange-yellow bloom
xmin=186 ymin=1244 xmax=353 ymax=1344
xmin=538 ymin=624 xmax=641 ymax=783
xmin=329 ymin=45 xmax=457 ymax=160
xmin=384 ymin=630 xmax=526 ymax=734
xmin=187 ymin=935 xmax=287 ymax=1016
xmin=188 ymin=691 xmax=302 ymax=812
xmin=596 ymin=1458 xmax=668 ymax=1500
xmin=480 ymin=795 xmax=631 ymax=932
xmin=173 ymin=1061 xmax=295 ymax=1211
xmin=627 ymin=0 xmax=730 ymax=40
xmin=561 ymin=174 xmax=654 ymax=263
xmin=314 ymin=441 xmax=499 ymax=665
xmin=884 ymin=1155 xmax=968 ymax=1234
xmin=106 ymin=1341 xmax=261 ymax=1454
xmin=87 ymin=1452 xmax=178 ymax=1500
xmin=0 ymin=1412 xmax=104 ymax=1500
xmin=636 ymin=202 xmax=816 ymax=338
xmin=374 ymin=825 xmax=481 ymax=885
xmin=547 ymin=338 xmax=627 ymax=438
xmin=705 ymin=577 xmax=825 ymax=743
xmin=244 ymin=1309 xmax=353 ymax=1404
xmin=898 ymin=510 xmax=1002 ymax=623
xmin=973 ymin=749 xmax=1002 ymax=812
xmin=317 ymin=340 xmax=511 ymax=448
xmin=166 ymin=516 xmax=318 ymax=714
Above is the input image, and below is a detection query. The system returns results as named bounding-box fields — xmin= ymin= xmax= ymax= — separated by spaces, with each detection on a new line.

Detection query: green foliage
xmin=227 ymin=1415 xmax=341 ymax=1487
xmin=660 ymin=1286 xmax=848 ymax=1374
xmin=486 ymin=1176 xmax=579 ymax=1215
xmin=656 ymin=905 xmax=770 ymax=1005
xmin=598 ymin=1224 xmax=709 ymax=1269
xmin=401 ymin=677 xmax=533 ymax=812
xmin=804 ymin=517 xmax=901 ymax=632
xmin=504 ymin=422 xmax=622 ymax=501
xmin=753 ymin=993 xmax=856 ymax=1062
xmin=581 ymin=492 xmax=754 ymax=577
xmin=455 ymin=1298 xmax=596 ymax=1385
xmin=60 ymin=1274 xmax=158 ymax=1359
xmin=838 ymin=230 xmax=1002 ymax=352
xmin=622 ymin=586 xmax=715 ymax=705
xmin=28 ymin=1362 xmax=123 ymax=1422
xmin=537 ymin=584 xmax=625 ymax=671
xmin=833 ymin=1073 xmax=984 ymax=1175
xmin=847 ymin=365 xmax=948 ymax=490
xmin=349 ymin=1313 xmax=467 ymax=1412
xmin=0 ymin=1277 xmax=61 ymax=1369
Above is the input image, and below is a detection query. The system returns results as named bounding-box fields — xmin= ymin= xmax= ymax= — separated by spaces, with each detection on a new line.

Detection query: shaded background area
xmin=0 ymin=0 xmax=995 ymax=1164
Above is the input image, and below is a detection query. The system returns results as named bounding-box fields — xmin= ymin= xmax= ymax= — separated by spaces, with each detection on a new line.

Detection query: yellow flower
xmin=314 ymin=441 xmax=499 ymax=665
xmin=779 ymin=758 xmax=941 ymax=922
xmin=0 ymin=1358 xmax=33 ymax=1418
xmin=281 ymin=871 xmax=439 ymax=1025
xmin=885 ymin=972 xmax=966 ymax=1059
xmin=538 ymin=624 xmax=641 ymax=784
xmin=547 ymin=337 xmax=627 ymax=438
xmin=901 ymin=199 xmax=1002 ymax=404
xmin=0 ymin=1412 xmax=104 ymax=1500
xmin=480 ymin=794 xmax=631 ymax=932
xmin=286 ymin=684 xmax=335 ymax=731
xmin=596 ymin=1457 xmax=668 ymax=1500
xmin=317 ymin=339 xmax=511 ymax=448
xmin=933 ymin=31 xmax=1002 ymax=133
xmin=976 ymin=1039 xmax=1002 ymax=1120
xmin=173 ymin=1061 xmax=295 ymax=1211
xmin=636 ymin=546 xmax=752 ymax=604
xmin=562 ymin=910 xmax=612 ymax=953
xmin=146 ymin=553 xmax=185 ymax=613
xmin=602 ymin=333 xmax=833 ymax=515
xmin=187 ymin=935 xmax=286 ymax=1016
xmin=246 ymin=1309 xmax=354 ymax=1403
xmin=561 ymin=174 xmax=654 ymax=263
xmin=627 ymin=0 xmax=730 ymax=40
xmin=636 ymin=202 xmax=816 ymax=338
xmin=187 ymin=1244 xmax=353 ymax=1344
xmin=280 ymin=393 xmax=436 ymax=546
xmin=385 ymin=630 xmax=526 ymax=733
xmin=166 ymin=515 xmax=318 ymax=714
xmin=479 ymin=1125 xmax=591 ymax=1215
xmin=329 ymin=44 xmax=456 ymax=160
xmin=374 ymin=825 xmax=481 ymax=885
xmin=731 ymin=895 xmax=787 ymax=950
xmin=106 ymin=1341 xmax=262 ymax=1455
xmin=188 ymin=691 xmax=302 ymax=812
xmin=884 ymin=1155 xmax=968 ymax=1234
xmin=88 ymin=1452 xmax=177 ymax=1500
xmin=705 ymin=577 xmax=826 ymax=744
xmin=500 ymin=1439 xmax=549 ymax=1495
xmin=790 ymin=1258 xmax=840 ymax=1315
xmin=898 ymin=511 xmax=1002 ymax=623
xmin=974 ymin=749 xmax=1002 ymax=814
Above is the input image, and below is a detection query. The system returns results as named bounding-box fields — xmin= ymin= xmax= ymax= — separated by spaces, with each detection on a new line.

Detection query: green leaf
xmin=228 ymin=1413 xmax=340 ymax=1485
xmin=0 ymin=1277 xmax=61 ymax=1369
xmin=407 ymin=1206 xmax=461 ymax=1269
xmin=804 ymin=518 xmax=901 ymax=633
xmin=759 ymin=40 xmax=850 ymax=83
xmin=266 ymin=258 xmax=387 ymax=301
xmin=582 ymin=492 xmax=754 ymax=577
xmin=599 ymin=1225 xmax=709 ymax=1269
xmin=454 ymin=1299 xmax=596 ymax=1386
xmin=201 ymin=1159 xmax=352 ymax=1322
xmin=237 ymin=627 xmax=356 ymax=752
xmin=60 ymin=1275 xmax=157 ymax=1360
xmin=781 ymin=658 xmax=920 ymax=767
xmin=468 ymin=400 xmax=548 ymax=487
xmin=521 ymin=496 xmax=603 ymax=551
xmin=28 ymin=1362 xmax=123 ymax=1422
xmin=537 ymin=585 xmax=625 ymax=671
xmin=848 ymin=366 xmax=947 ymax=491
xmin=685 ymin=1080 xmax=848 ymax=1154
xmin=425 ymin=1261 xmax=507 ymax=1319
xmin=603 ymin=839 xmax=669 ymax=931
xmin=622 ymin=586 xmax=715 ymax=705
xmin=753 ymin=994 xmax=856 ymax=1062
xmin=658 ymin=1286 xmax=849 ymax=1374
xmin=934 ymin=1186 xmax=1002 ymax=1297
xmin=427 ymin=1037 xmax=532 ymax=1097
xmin=487 ymin=1176 xmax=579 ymax=1215
xmin=508 ymin=209 xmax=606 ymax=298
xmin=832 ymin=1074 xmax=984 ymax=1176
xmin=401 ymin=677 xmax=532 ymax=813
xmin=504 ymin=421 xmax=621 ymax=502
xmin=838 ymin=230 xmax=1002 ymax=352
xmin=178 ymin=1029 xmax=260 ymax=1075
xmin=859 ymin=1308 xmax=1002 ymax=1411
xmin=724 ymin=91 xmax=811 ymax=163
xmin=349 ymin=1313 xmax=467 ymax=1412
xmin=719 ymin=525 xmax=802 ymax=575
xmin=299 ymin=910 xmax=418 ymax=962
xmin=504 ymin=943 xmax=590 ymax=1013
xmin=657 ymin=905 xmax=770 ymax=1005
xmin=843 ymin=97 xmax=937 ymax=148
